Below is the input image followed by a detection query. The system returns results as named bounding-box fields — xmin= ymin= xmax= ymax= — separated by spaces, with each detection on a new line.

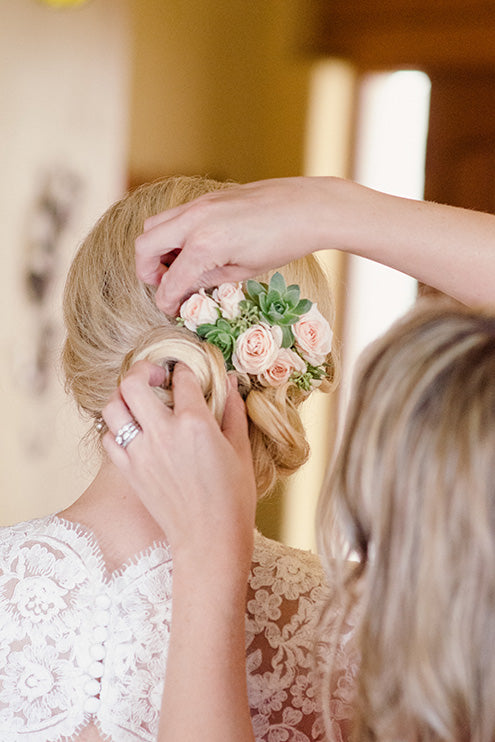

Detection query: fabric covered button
xmin=93 ymin=625 xmax=108 ymax=643
xmin=94 ymin=609 xmax=110 ymax=626
xmin=84 ymin=696 xmax=101 ymax=714
xmin=90 ymin=643 xmax=106 ymax=661
xmin=84 ymin=678 xmax=101 ymax=696
xmin=88 ymin=660 xmax=104 ymax=678
xmin=95 ymin=593 xmax=111 ymax=610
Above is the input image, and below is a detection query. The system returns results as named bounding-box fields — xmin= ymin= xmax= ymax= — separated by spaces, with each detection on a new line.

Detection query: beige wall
xmin=0 ymin=0 xmax=130 ymax=524
xmin=129 ymin=0 xmax=314 ymax=183
xmin=283 ymin=60 xmax=355 ymax=550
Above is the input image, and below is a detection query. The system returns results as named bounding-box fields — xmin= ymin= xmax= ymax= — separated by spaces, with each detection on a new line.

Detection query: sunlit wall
xmin=0 ymin=0 xmax=130 ymax=523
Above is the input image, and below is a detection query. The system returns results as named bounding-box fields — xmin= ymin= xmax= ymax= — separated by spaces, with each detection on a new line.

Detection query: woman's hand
xmin=103 ymin=362 xmax=257 ymax=742
xmin=136 ymin=174 xmax=495 ymax=312
xmin=135 ymin=176 xmax=334 ymax=315
xmin=102 ymin=360 xmax=257 ymax=576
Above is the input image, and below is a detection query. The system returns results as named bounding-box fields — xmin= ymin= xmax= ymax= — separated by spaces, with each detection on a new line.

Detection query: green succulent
xmin=196 ymin=318 xmax=239 ymax=368
xmin=245 ymin=272 xmax=311 ymax=348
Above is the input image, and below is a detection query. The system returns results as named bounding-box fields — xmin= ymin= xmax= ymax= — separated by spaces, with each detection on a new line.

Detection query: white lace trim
xmin=0 ymin=516 xmax=347 ymax=741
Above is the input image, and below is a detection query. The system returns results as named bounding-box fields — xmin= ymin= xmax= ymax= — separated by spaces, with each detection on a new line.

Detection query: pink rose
xmin=212 ymin=282 xmax=244 ymax=319
xmin=260 ymin=348 xmax=307 ymax=387
xmin=232 ymin=324 xmax=282 ymax=375
xmin=292 ymin=304 xmax=333 ymax=366
xmin=180 ymin=289 xmax=219 ymax=331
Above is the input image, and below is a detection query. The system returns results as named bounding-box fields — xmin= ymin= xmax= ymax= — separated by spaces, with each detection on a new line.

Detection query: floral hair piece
xmin=177 ymin=272 xmax=333 ymax=391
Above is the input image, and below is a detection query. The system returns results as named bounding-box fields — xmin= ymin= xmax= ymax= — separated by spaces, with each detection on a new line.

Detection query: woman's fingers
xmin=135 ymin=177 xmax=318 ymax=316
xmin=102 ymin=361 xmax=170 ymax=461
xmin=135 ymin=215 xmax=187 ymax=287
xmin=170 ymin=362 xmax=210 ymax=416
xmin=102 ymin=388 xmax=134 ymax=434
xmin=142 ymin=201 xmax=191 ymax=233
xmin=117 ymin=361 xmax=170 ymax=424
xmin=154 ymin=246 xmax=213 ymax=314
xmin=136 ymin=199 xmax=213 ymax=289
xmin=100 ymin=358 xmax=257 ymax=559
xmin=101 ymin=390 xmax=131 ymax=462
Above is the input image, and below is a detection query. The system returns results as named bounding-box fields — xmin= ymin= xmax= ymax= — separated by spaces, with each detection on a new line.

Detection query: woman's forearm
xmin=103 ymin=364 xmax=257 ymax=741
xmin=325 ymin=178 xmax=495 ymax=307
xmin=136 ymin=176 xmax=495 ymax=313
xmin=158 ymin=560 xmax=255 ymax=742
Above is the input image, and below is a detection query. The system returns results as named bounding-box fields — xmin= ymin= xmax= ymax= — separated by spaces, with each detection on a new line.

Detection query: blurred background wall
xmin=128 ymin=0 xmax=313 ymax=184
xmin=2 ymin=0 xmax=494 ymax=549
xmin=0 ymin=0 xmax=130 ymax=524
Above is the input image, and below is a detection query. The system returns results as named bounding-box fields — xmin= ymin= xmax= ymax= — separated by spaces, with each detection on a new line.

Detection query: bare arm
xmin=332 ymin=179 xmax=495 ymax=307
xmin=135 ymin=176 xmax=495 ymax=314
xmin=102 ymin=363 xmax=256 ymax=742
xmin=161 ymin=559 xmax=254 ymax=742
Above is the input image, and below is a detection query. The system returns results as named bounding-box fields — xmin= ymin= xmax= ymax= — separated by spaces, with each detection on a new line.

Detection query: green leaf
xmin=294 ymin=299 xmax=312 ymax=315
xmin=290 ymin=371 xmax=312 ymax=391
xmin=216 ymin=318 xmax=232 ymax=332
xmin=266 ymin=288 xmax=282 ymax=305
xmin=284 ymin=286 xmax=300 ymax=308
xmin=259 ymin=293 xmax=269 ymax=314
xmin=280 ymin=325 xmax=294 ymax=348
xmin=267 ymin=303 xmax=284 ymax=321
xmin=269 ymin=272 xmax=286 ymax=294
xmin=276 ymin=312 xmax=299 ymax=325
xmin=197 ymin=323 xmax=218 ymax=337
xmin=220 ymin=346 xmax=231 ymax=362
xmin=245 ymin=280 xmax=265 ymax=302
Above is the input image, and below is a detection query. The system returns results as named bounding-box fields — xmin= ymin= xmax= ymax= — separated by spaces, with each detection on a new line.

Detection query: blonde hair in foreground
xmin=62 ymin=175 xmax=337 ymax=497
xmin=317 ymin=301 xmax=495 ymax=742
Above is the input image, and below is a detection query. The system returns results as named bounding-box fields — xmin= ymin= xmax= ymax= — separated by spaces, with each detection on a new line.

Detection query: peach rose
xmin=212 ymin=282 xmax=244 ymax=319
xmin=260 ymin=348 xmax=307 ymax=387
xmin=292 ymin=304 xmax=333 ymax=366
xmin=232 ymin=324 xmax=282 ymax=375
xmin=180 ymin=289 xmax=219 ymax=331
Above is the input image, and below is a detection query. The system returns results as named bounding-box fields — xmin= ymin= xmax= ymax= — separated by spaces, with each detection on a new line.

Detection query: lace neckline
xmin=0 ymin=515 xmax=334 ymax=742
xmin=46 ymin=513 xmax=172 ymax=582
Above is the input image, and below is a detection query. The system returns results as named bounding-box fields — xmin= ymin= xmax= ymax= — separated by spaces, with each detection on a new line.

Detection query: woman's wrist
xmin=169 ymin=525 xmax=254 ymax=588
xmin=292 ymin=176 xmax=369 ymax=257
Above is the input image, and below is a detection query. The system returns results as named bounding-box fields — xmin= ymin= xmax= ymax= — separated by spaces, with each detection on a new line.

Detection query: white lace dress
xmin=0 ymin=515 xmax=356 ymax=741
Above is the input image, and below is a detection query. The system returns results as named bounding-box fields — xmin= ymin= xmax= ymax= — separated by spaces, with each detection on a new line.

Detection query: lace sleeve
xmin=245 ymin=534 xmax=357 ymax=742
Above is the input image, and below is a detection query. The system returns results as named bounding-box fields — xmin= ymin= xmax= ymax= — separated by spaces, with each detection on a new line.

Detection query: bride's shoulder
xmin=252 ymin=529 xmax=325 ymax=569
xmin=0 ymin=516 xmax=46 ymax=544
xmin=0 ymin=514 xmax=59 ymax=541
xmin=250 ymin=530 xmax=329 ymax=604
xmin=0 ymin=515 xmax=91 ymax=569
xmin=245 ymin=533 xmax=337 ymax=741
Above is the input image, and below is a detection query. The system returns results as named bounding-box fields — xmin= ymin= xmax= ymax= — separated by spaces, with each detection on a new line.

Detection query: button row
xmin=84 ymin=695 xmax=101 ymax=714
xmin=84 ymin=593 xmax=111 ymax=715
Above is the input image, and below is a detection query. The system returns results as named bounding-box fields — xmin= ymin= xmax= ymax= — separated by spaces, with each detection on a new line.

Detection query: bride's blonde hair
xmin=62 ymin=175 xmax=337 ymax=497
xmin=317 ymin=301 xmax=495 ymax=741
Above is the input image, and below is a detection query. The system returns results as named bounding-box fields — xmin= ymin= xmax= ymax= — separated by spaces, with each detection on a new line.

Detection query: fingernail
xmin=228 ymin=373 xmax=238 ymax=392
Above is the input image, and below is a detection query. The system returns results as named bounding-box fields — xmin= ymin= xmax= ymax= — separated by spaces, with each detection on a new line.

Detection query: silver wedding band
xmin=115 ymin=420 xmax=141 ymax=449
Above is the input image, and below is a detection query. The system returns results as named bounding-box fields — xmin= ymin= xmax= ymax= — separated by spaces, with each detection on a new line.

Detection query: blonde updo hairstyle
xmin=62 ymin=176 xmax=337 ymax=497
xmin=317 ymin=301 xmax=495 ymax=742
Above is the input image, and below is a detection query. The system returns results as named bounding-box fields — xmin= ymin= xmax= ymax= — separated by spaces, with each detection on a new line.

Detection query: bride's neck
xmin=58 ymin=459 xmax=167 ymax=571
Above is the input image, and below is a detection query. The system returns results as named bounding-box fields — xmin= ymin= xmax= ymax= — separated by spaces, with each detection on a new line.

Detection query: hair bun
xmin=62 ymin=175 xmax=338 ymax=500
xmin=122 ymin=325 xmax=316 ymax=498
xmin=121 ymin=326 xmax=228 ymax=425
